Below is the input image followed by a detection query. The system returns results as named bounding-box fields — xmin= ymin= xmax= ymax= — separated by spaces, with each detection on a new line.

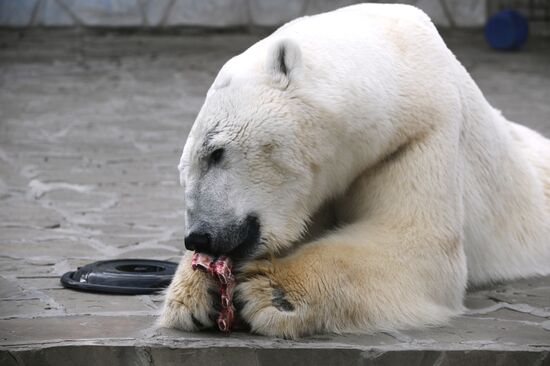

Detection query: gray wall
xmin=0 ymin=0 xmax=486 ymax=28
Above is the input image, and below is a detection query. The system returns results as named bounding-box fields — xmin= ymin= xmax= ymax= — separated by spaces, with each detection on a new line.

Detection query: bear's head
xmin=178 ymin=38 xmax=399 ymax=258
xmin=179 ymin=39 xmax=315 ymax=259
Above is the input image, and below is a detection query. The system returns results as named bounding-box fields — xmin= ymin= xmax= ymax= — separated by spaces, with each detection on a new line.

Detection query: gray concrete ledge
xmin=2 ymin=345 xmax=549 ymax=366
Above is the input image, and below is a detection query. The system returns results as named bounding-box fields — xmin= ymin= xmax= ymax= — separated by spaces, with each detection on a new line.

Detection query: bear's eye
xmin=209 ymin=148 xmax=225 ymax=165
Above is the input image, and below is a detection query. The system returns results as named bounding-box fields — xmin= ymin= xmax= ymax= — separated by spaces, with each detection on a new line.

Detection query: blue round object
xmin=484 ymin=10 xmax=528 ymax=50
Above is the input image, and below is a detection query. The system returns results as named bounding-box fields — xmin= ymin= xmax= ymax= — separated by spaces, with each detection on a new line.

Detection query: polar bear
xmin=159 ymin=4 xmax=550 ymax=338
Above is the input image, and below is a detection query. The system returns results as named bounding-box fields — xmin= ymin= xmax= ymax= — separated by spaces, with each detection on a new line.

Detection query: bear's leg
xmin=235 ymin=224 xmax=467 ymax=339
xmin=158 ymin=251 xmax=220 ymax=330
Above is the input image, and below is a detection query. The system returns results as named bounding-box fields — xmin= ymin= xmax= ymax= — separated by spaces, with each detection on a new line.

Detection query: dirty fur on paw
xmin=271 ymin=286 xmax=295 ymax=312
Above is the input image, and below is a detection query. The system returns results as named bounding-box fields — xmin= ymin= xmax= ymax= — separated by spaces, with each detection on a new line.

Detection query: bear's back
xmin=220 ymin=3 xmax=455 ymax=98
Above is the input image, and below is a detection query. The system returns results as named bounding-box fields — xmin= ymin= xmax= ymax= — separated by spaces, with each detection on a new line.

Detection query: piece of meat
xmin=191 ymin=252 xmax=235 ymax=332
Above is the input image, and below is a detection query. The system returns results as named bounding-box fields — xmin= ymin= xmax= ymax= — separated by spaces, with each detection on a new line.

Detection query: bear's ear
xmin=266 ymin=39 xmax=301 ymax=88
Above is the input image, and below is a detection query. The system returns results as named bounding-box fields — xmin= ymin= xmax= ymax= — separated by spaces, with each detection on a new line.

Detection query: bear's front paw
xmin=235 ymin=259 xmax=306 ymax=339
xmin=158 ymin=258 xmax=220 ymax=331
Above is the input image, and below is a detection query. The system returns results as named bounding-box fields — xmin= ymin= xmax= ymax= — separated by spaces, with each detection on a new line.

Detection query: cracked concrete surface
xmin=0 ymin=29 xmax=549 ymax=365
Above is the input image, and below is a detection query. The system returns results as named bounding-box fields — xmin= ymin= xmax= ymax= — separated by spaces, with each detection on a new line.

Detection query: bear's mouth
xmin=185 ymin=214 xmax=261 ymax=258
xmin=227 ymin=214 xmax=261 ymax=259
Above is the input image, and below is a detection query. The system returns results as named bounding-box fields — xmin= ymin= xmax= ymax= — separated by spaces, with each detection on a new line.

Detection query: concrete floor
xmin=0 ymin=29 xmax=549 ymax=365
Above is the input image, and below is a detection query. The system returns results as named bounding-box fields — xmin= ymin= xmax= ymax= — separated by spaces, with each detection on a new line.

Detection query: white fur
xmin=163 ymin=4 xmax=550 ymax=338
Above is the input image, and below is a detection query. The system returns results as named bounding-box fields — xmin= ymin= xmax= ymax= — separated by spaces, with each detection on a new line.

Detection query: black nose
xmin=184 ymin=232 xmax=211 ymax=253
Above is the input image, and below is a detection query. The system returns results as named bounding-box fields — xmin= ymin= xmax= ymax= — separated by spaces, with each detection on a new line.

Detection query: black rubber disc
xmin=60 ymin=259 xmax=178 ymax=295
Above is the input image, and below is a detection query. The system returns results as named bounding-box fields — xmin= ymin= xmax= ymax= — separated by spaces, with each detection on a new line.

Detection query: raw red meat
xmin=191 ymin=252 xmax=235 ymax=332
